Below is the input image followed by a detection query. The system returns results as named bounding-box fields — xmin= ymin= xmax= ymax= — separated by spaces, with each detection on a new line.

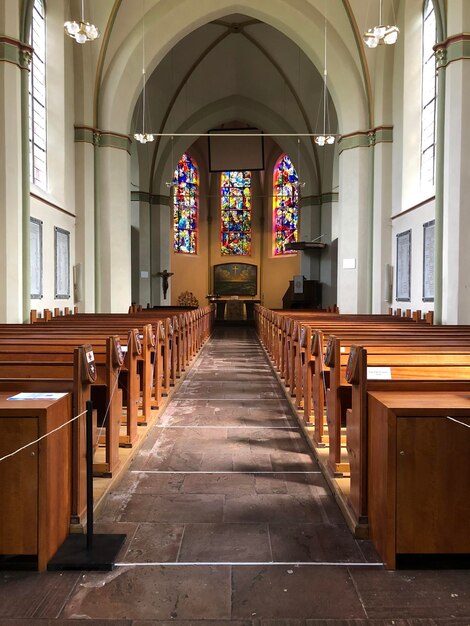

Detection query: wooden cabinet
xmin=0 ymin=393 xmax=72 ymax=571
xmin=367 ymin=391 xmax=470 ymax=569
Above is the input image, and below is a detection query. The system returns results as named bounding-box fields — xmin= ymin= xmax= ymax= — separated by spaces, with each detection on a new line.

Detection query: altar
xmin=215 ymin=299 xmax=261 ymax=321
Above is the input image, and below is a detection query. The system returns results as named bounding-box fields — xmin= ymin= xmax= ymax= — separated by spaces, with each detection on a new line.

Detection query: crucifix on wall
xmin=157 ymin=269 xmax=174 ymax=299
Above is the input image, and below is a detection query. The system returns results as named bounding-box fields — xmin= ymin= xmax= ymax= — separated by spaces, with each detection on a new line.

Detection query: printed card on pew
xmin=367 ymin=366 xmax=392 ymax=380
xmin=7 ymin=392 xmax=68 ymax=401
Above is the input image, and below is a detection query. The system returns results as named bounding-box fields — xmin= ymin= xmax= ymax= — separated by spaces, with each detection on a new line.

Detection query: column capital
xmin=434 ymin=33 xmax=470 ymax=69
xmin=338 ymin=126 xmax=393 ymax=153
xmin=0 ymin=36 xmax=32 ymax=70
xmin=74 ymin=125 xmax=132 ymax=153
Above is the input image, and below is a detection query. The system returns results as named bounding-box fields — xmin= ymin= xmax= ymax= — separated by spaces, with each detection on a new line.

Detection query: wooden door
xmin=396 ymin=415 xmax=470 ymax=554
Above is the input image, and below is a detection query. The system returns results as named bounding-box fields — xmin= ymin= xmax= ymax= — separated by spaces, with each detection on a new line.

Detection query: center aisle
xmin=63 ymin=326 xmax=381 ymax=621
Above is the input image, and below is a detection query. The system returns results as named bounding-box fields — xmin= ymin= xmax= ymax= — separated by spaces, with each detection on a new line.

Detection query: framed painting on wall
xmin=30 ymin=217 xmax=43 ymax=299
xmin=213 ymin=263 xmax=257 ymax=296
xmin=55 ymin=226 xmax=70 ymax=299
xmin=423 ymin=220 xmax=435 ymax=302
xmin=396 ymin=229 xmax=411 ymax=302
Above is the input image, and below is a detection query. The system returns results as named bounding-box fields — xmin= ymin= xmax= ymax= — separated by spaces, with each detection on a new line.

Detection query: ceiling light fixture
xmin=315 ymin=6 xmax=336 ymax=146
xmin=134 ymin=0 xmax=154 ymax=144
xmin=292 ymin=138 xmax=306 ymax=190
xmin=165 ymin=136 xmax=177 ymax=189
xmin=64 ymin=0 xmax=100 ymax=44
xmin=363 ymin=0 xmax=399 ymax=48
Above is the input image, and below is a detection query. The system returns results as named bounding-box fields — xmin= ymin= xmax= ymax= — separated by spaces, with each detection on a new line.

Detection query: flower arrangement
xmin=177 ymin=291 xmax=199 ymax=307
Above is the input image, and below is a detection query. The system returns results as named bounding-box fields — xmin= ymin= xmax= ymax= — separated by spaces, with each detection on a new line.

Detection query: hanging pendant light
xmin=315 ymin=7 xmax=336 ymax=146
xmin=292 ymin=139 xmax=306 ymax=190
xmin=64 ymin=0 xmax=100 ymax=44
xmin=165 ymin=136 xmax=177 ymax=189
xmin=363 ymin=0 xmax=399 ymax=48
xmin=134 ymin=1 xmax=154 ymax=144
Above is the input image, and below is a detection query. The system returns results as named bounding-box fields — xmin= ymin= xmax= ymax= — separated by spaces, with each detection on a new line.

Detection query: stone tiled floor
xmin=0 ymin=326 xmax=469 ymax=625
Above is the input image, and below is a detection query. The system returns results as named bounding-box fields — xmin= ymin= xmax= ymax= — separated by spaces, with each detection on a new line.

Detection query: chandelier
xmin=314 ymin=9 xmax=336 ymax=146
xmin=64 ymin=0 xmax=100 ymax=44
xmin=134 ymin=2 xmax=154 ymax=144
xmin=363 ymin=0 xmax=399 ymax=48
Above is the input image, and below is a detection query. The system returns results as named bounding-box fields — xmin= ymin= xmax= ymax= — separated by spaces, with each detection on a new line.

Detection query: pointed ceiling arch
xmin=94 ymin=0 xmax=371 ymax=138
xmin=147 ymin=18 xmax=323 ymax=195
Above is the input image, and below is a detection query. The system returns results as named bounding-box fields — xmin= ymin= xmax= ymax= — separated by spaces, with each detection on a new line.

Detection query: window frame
xmin=173 ymin=153 xmax=199 ymax=255
xmin=420 ymin=0 xmax=437 ymax=191
xmin=272 ymin=153 xmax=299 ymax=256
xmin=29 ymin=0 xmax=47 ymax=189
xmin=220 ymin=171 xmax=252 ymax=256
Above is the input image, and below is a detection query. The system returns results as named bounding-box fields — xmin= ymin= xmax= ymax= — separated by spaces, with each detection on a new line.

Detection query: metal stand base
xmin=47 ymin=533 xmax=126 ymax=571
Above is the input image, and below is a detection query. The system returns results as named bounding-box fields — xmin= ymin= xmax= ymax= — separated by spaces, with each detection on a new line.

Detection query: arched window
xmin=220 ymin=171 xmax=252 ymax=255
xmin=421 ymin=0 xmax=437 ymax=189
xmin=173 ymin=153 xmax=198 ymax=254
xmin=273 ymin=154 xmax=299 ymax=255
xmin=29 ymin=0 xmax=47 ymax=188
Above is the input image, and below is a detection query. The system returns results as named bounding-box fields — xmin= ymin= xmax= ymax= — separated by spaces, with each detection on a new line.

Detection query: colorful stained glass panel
xmin=221 ymin=171 xmax=252 ymax=255
xmin=273 ymin=154 xmax=299 ymax=255
xmin=173 ymin=153 xmax=198 ymax=254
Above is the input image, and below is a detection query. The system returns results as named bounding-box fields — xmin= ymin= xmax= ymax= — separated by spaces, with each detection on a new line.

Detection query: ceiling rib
xmin=149 ymin=19 xmax=324 ymax=194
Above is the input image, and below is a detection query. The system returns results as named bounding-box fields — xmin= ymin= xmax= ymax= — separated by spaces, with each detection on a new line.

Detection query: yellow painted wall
xmin=170 ymin=168 xmax=300 ymax=309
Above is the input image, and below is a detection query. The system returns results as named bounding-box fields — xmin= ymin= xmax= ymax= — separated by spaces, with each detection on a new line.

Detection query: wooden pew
xmin=0 ymin=344 xmax=96 ymax=525
xmin=0 ymin=330 xmax=142 ymax=450
xmin=366 ymin=390 xmax=470 ymax=569
xmin=324 ymin=336 xmax=470 ymax=474
xmin=345 ymin=344 xmax=470 ymax=528
xmin=0 ymin=392 xmax=72 ymax=571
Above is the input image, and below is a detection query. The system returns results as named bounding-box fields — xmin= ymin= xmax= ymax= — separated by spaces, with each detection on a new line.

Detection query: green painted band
xmin=99 ymin=132 xmax=131 ymax=151
xmin=441 ymin=38 xmax=470 ymax=67
xmin=74 ymin=127 xmax=95 ymax=144
xmin=339 ymin=127 xmax=393 ymax=152
xmin=131 ymin=191 xmax=170 ymax=206
xmin=302 ymin=192 xmax=339 ymax=206
xmin=0 ymin=38 xmax=31 ymax=69
xmin=75 ymin=126 xmax=131 ymax=152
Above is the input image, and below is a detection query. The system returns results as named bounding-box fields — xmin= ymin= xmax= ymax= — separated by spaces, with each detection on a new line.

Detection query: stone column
xmin=337 ymin=133 xmax=373 ymax=313
xmin=150 ymin=195 xmax=171 ymax=305
xmin=440 ymin=35 xmax=470 ymax=323
xmin=371 ymin=128 xmax=393 ymax=313
xmin=299 ymin=195 xmax=321 ymax=280
xmin=95 ymin=132 xmax=132 ymax=312
xmin=0 ymin=34 xmax=29 ymax=322
xmin=73 ymin=126 xmax=95 ymax=312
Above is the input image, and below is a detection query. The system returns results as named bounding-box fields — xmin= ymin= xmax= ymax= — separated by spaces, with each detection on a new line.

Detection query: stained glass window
xmin=29 ymin=0 xmax=47 ymax=188
xmin=273 ymin=154 xmax=299 ymax=255
xmin=220 ymin=171 xmax=252 ymax=255
xmin=173 ymin=153 xmax=198 ymax=254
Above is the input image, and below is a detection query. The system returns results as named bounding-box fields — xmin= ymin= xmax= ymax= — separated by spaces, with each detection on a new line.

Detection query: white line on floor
xmin=115 ymin=561 xmax=383 ymax=567
xmin=155 ymin=425 xmax=300 ymax=429
xmin=170 ymin=398 xmax=291 ymax=402
xmin=130 ymin=470 xmax=322 ymax=474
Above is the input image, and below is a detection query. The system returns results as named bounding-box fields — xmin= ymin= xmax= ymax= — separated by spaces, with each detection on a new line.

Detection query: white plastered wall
xmin=29 ymin=0 xmax=77 ymax=315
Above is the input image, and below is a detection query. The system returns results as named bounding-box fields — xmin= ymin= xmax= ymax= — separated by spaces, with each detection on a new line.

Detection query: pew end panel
xmin=367 ymin=391 xmax=470 ymax=569
xmin=0 ymin=393 xmax=72 ymax=571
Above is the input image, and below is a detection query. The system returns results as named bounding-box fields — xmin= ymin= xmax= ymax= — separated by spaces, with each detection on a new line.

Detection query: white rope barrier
xmin=94 ymin=334 xmax=132 ymax=446
xmin=446 ymin=416 xmax=470 ymax=429
xmin=0 ymin=408 xmax=88 ymax=464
